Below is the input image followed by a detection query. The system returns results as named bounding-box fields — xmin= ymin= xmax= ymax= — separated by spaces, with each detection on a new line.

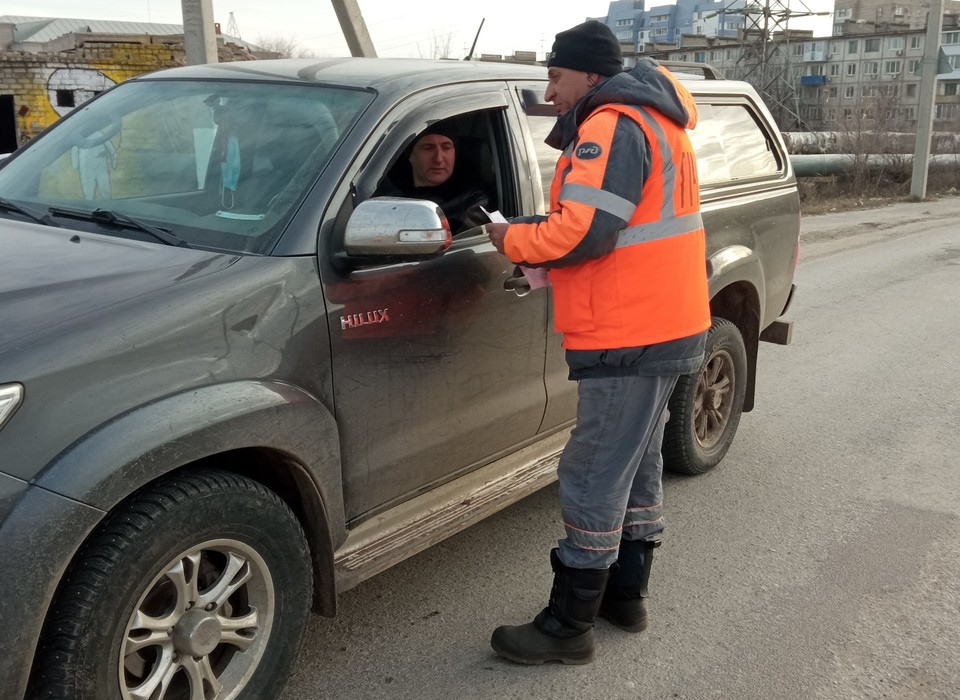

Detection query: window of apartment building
xmin=830 ymin=41 xmax=840 ymax=55
xmin=830 ymin=63 xmax=840 ymax=76
xmin=908 ymin=59 xmax=921 ymax=73
xmin=652 ymin=14 xmax=670 ymax=22
xmin=843 ymin=108 xmax=853 ymax=120
xmin=837 ymin=8 xmax=851 ymax=19
xmin=827 ymin=108 xmax=836 ymax=121
xmin=725 ymin=49 xmax=733 ymax=59
xmin=695 ymin=51 xmax=705 ymax=62
xmin=845 ymin=86 xmax=855 ymax=98
xmin=793 ymin=43 xmax=803 ymax=56
xmin=848 ymin=40 xmax=858 ymax=54
xmin=884 ymin=60 xmax=902 ymax=75
xmin=695 ymin=25 xmax=702 ymax=34
xmin=828 ymin=86 xmax=838 ymax=98
xmin=865 ymin=38 xmax=881 ymax=52
xmin=863 ymin=61 xmax=879 ymax=76
xmin=847 ymin=63 xmax=857 ymax=76
xmin=935 ymin=103 xmax=958 ymax=119
xmin=809 ymin=65 xmax=826 ymax=76
xmin=944 ymin=83 xmax=959 ymax=96
xmin=617 ymin=30 xmax=632 ymax=40
xmin=879 ymin=84 xmax=900 ymax=97
xmin=951 ymin=55 xmax=960 ymax=69
xmin=616 ymin=18 xmax=633 ymax=26
xmin=911 ymin=36 xmax=922 ymax=50
xmin=862 ymin=86 xmax=877 ymax=97
xmin=653 ymin=27 xmax=667 ymax=36
xmin=887 ymin=37 xmax=904 ymax=51
xmin=710 ymin=51 xmax=719 ymax=61
xmin=943 ymin=31 xmax=960 ymax=45
xmin=904 ymin=107 xmax=914 ymax=120
xmin=907 ymin=84 xmax=917 ymax=97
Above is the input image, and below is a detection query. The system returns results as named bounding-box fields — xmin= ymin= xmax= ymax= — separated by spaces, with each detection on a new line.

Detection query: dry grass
xmin=798 ymin=172 xmax=960 ymax=216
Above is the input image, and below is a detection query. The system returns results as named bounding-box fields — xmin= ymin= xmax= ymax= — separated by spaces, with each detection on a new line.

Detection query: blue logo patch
xmin=575 ymin=142 xmax=603 ymax=160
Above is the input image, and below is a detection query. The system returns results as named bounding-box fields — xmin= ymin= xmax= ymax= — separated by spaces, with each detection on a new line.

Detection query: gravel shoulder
xmin=799 ymin=194 xmax=960 ymax=260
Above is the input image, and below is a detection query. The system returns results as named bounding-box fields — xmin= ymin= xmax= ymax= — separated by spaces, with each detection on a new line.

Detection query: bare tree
xmin=255 ymin=35 xmax=320 ymax=59
xmin=418 ymin=30 xmax=456 ymax=60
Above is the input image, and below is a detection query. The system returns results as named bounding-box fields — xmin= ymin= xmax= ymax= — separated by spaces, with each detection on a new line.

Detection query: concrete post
xmin=181 ymin=0 xmax=219 ymax=65
xmin=330 ymin=0 xmax=377 ymax=57
xmin=911 ymin=0 xmax=945 ymax=200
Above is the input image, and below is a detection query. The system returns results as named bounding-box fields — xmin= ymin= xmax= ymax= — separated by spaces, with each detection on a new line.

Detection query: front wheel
xmin=31 ymin=470 xmax=313 ymax=700
xmin=663 ymin=318 xmax=748 ymax=475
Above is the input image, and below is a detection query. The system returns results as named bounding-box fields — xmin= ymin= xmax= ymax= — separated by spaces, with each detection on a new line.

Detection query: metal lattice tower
xmin=713 ymin=1 xmax=832 ymax=129
xmin=226 ymin=11 xmax=241 ymax=39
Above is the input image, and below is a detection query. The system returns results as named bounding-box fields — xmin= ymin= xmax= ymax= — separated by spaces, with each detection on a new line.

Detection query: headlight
xmin=0 ymin=384 xmax=23 ymax=431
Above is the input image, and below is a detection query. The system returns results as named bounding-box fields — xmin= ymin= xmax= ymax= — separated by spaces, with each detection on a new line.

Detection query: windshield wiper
xmin=0 ymin=197 xmax=61 ymax=227
xmin=49 ymin=206 xmax=190 ymax=247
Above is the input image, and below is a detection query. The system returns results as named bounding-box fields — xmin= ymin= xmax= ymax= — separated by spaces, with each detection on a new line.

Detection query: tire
xmin=31 ymin=470 xmax=313 ymax=700
xmin=663 ymin=318 xmax=747 ymax=476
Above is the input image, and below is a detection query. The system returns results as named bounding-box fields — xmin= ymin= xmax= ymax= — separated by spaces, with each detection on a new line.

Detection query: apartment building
xmin=594 ymin=0 xmax=747 ymax=50
xmin=651 ymin=12 xmax=960 ymax=131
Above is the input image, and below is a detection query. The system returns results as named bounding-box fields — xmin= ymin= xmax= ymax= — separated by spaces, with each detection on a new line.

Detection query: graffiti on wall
xmin=47 ymin=68 xmax=119 ymax=199
xmin=46 ymin=67 xmax=117 ymax=117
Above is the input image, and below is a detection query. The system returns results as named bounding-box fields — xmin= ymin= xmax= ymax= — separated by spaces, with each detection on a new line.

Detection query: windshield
xmin=0 ymin=79 xmax=372 ymax=254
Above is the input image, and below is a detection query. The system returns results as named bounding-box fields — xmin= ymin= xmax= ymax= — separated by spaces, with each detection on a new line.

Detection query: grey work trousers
xmin=556 ymin=373 xmax=678 ymax=570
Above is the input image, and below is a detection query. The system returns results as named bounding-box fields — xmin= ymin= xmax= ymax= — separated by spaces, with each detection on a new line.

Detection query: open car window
xmin=0 ymin=79 xmax=372 ymax=254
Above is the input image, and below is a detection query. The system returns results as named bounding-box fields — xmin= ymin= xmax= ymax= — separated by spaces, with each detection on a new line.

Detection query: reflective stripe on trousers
xmin=557 ymin=374 xmax=678 ymax=570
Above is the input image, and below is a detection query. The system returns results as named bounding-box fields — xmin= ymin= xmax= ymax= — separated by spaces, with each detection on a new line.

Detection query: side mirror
xmin=344 ymin=197 xmax=452 ymax=258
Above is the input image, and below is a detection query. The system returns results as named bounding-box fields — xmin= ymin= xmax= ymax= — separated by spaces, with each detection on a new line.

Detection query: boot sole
xmin=598 ymin=612 xmax=648 ymax=634
xmin=491 ymin=643 xmax=594 ymax=666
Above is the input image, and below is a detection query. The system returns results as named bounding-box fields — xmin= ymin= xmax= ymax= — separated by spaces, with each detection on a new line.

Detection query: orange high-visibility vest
xmin=507 ymin=99 xmax=711 ymax=351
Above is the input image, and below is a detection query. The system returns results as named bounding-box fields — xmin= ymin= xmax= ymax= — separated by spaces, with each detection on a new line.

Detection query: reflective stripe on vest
xmin=617 ymin=211 xmax=704 ymax=248
xmin=559 ymin=183 xmax=637 ymax=221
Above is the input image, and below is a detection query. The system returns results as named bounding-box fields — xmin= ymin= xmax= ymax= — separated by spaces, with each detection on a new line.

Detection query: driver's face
xmin=409 ymin=134 xmax=455 ymax=187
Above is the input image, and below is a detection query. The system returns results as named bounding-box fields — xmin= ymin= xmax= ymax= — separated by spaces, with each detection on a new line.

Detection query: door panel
xmin=323 ymin=89 xmax=549 ymax=521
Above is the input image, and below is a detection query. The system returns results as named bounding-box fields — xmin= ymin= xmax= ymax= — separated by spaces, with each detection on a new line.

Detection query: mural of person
xmin=47 ymin=68 xmax=121 ymax=201
xmin=70 ymin=136 xmax=117 ymax=200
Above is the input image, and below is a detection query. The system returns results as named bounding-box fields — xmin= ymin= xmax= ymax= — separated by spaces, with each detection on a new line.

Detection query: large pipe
xmin=791 ymin=153 xmax=960 ymax=177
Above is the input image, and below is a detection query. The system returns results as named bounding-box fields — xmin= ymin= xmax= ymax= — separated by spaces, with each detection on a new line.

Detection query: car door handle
xmin=504 ymin=270 xmax=532 ymax=297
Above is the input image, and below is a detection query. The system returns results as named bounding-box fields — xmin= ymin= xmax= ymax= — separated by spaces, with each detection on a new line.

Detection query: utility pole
xmin=911 ymin=0 xmax=945 ymax=200
xmin=330 ymin=0 xmax=377 ymax=57
xmin=181 ymin=0 xmax=218 ymax=65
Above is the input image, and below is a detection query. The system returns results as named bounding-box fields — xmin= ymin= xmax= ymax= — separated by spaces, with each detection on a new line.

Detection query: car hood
xmin=0 ymin=221 xmax=241 ymax=355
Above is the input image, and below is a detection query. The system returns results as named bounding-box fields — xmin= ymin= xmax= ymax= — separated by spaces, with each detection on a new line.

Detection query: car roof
xmin=134 ymin=57 xmax=547 ymax=92
xmin=132 ymin=57 xmax=755 ymax=100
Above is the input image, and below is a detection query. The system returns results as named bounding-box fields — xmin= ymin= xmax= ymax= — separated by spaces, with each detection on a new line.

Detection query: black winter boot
xmin=598 ymin=538 xmax=660 ymax=633
xmin=491 ymin=549 xmax=610 ymax=665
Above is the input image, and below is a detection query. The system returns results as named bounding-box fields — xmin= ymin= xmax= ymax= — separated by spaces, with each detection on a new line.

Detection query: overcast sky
xmin=4 ymin=1 xmax=835 ymax=59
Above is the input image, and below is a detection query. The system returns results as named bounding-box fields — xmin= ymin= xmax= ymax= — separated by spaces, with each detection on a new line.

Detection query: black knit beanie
xmin=416 ymin=120 xmax=458 ymax=146
xmin=547 ymin=20 xmax=623 ymax=77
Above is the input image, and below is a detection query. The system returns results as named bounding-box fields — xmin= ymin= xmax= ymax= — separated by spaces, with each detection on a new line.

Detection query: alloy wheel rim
xmin=118 ymin=539 xmax=274 ymax=700
xmin=693 ymin=348 xmax=735 ymax=449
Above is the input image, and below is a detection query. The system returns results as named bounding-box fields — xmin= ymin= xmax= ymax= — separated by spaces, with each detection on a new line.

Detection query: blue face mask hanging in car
xmin=221 ymin=135 xmax=240 ymax=208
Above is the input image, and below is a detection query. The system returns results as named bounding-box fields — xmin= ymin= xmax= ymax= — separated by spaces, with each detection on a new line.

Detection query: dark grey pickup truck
xmin=0 ymin=58 xmax=798 ymax=700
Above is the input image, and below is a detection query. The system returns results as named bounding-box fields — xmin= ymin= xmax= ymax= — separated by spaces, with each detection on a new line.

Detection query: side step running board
xmin=334 ymin=429 xmax=569 ymax=592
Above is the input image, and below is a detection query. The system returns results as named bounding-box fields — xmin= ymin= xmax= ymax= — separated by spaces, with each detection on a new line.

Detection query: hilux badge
xmin=341 ymin=309 xmax=390 ymax=330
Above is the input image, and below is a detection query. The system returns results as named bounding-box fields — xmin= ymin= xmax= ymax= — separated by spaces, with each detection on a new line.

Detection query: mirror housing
xmin=344 ymin=197 xmax=452 ymax=260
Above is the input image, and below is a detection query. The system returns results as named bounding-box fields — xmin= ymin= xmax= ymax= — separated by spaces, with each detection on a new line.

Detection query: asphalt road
xmin=282 ymin=196 xmax=960 ymax=700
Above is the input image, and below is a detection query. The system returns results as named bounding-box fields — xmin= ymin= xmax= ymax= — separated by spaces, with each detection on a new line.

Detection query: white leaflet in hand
xmin=480 ymin=206 xmax=508 ymax=224
xmin=480 ymin=207 xmax=550 ymax=290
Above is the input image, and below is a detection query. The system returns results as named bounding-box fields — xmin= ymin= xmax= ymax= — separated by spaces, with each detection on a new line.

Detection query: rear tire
xmin=30 ymin=469 xmax=312 ymax=700
xmin=663 ymin=318 xmax=747 ymax=475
